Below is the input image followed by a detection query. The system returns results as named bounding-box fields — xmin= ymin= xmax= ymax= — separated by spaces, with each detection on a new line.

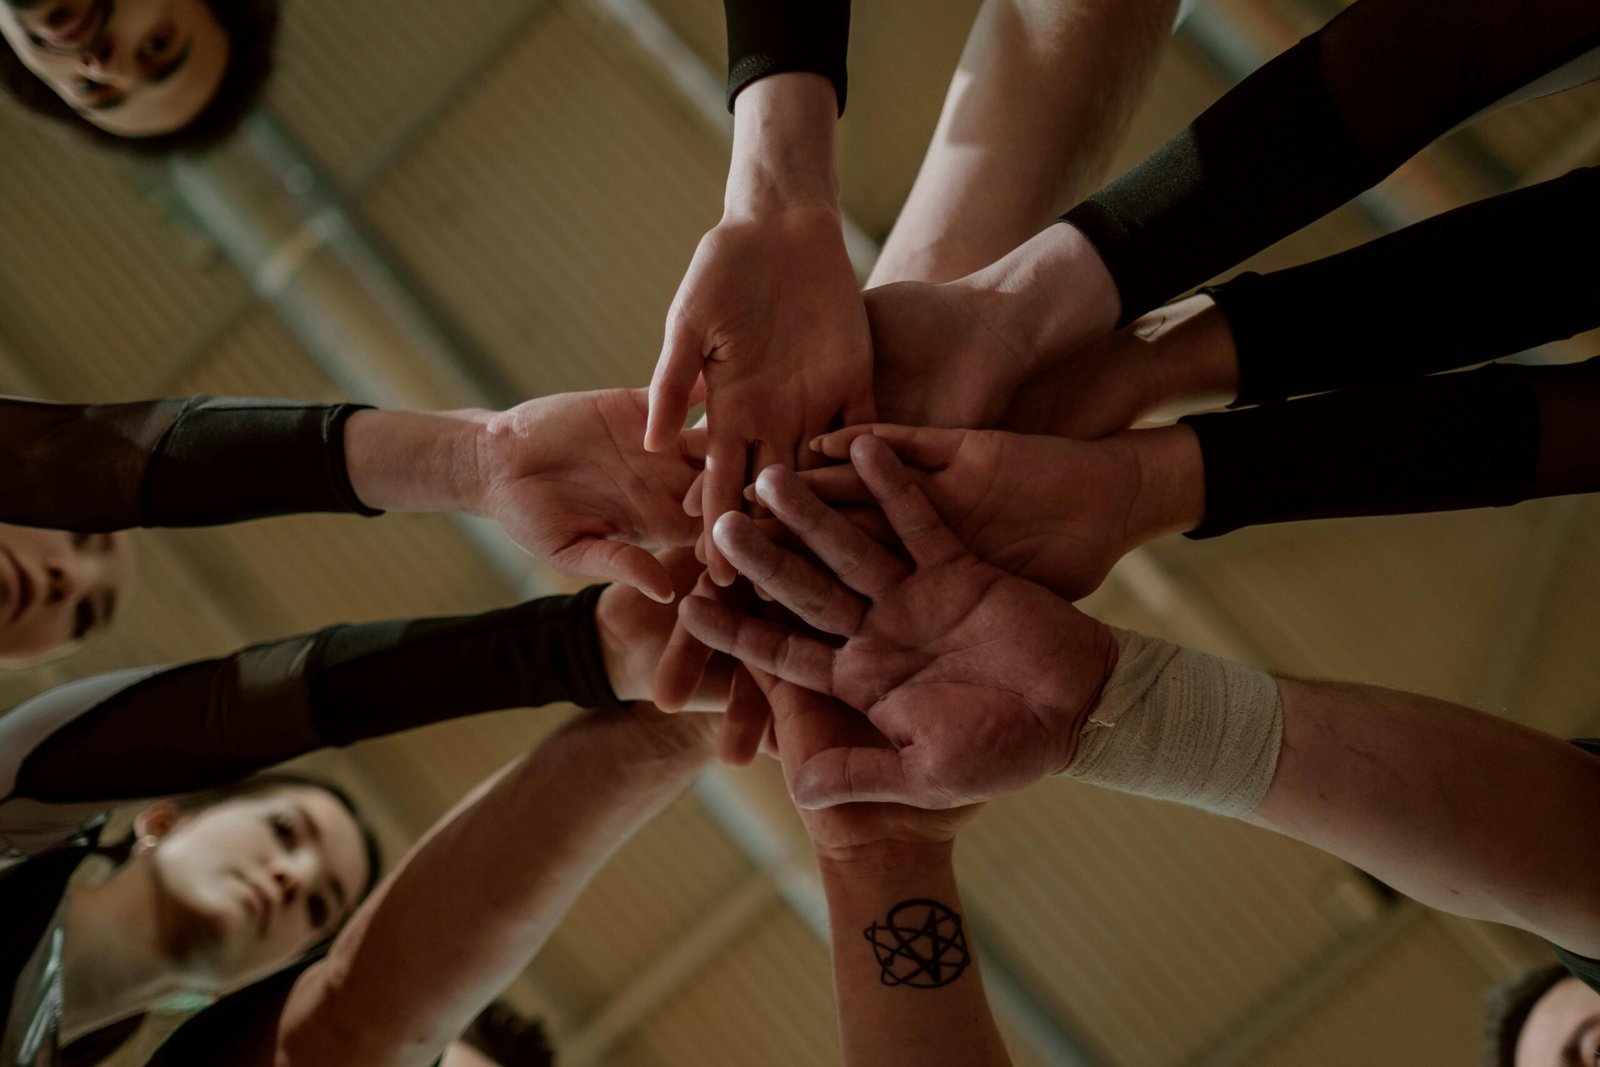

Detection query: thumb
xmin=646 ymin=314 xmax=705 ymax=453
xmin=791 ymin=746 xmax=918 ymax=808
xmin=812 ymin=423 xmax=963 ymax=469
xmin=555 ymin=538 xmax=675 ymax=604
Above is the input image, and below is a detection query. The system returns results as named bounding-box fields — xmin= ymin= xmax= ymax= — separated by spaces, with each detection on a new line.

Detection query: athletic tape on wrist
xmin=1061 ymin=627 xmax=1283 ymax=817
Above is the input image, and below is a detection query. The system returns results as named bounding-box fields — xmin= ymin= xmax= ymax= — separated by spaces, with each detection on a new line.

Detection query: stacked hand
xmin=677 ymin=434 xmax=1120 ymax=809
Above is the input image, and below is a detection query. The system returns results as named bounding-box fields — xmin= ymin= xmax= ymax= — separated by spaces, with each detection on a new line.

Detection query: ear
xmin=133 ymin=799 xmax=183 ymax=844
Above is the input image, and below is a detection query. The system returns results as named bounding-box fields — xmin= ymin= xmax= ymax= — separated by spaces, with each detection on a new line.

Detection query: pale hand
xmin=678 ymin=434 xmax=1119 ymax=809
xmin=472 ymin=389 xmax=703 ymax=603
xmin=644 ymin=203 xmax=874 ymax=586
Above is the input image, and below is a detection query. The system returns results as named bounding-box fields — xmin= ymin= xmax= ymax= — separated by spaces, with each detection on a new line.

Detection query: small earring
xmin=154 ymin=990 xmax=216 ymax=1015
xmin=137 ymin=834 xmax=160 ymax=853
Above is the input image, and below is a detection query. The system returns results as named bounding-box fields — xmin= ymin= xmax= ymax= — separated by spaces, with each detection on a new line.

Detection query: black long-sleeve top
xmin=1204 ymin=166 xmax=1600 ymax=407
xmin=723 ymin=0 xmax=850 ymax=112
xmin=0 ymin=396 xmax=382 ymax=531
xmin=1182 ymin=356 xmax=1600 ymax=538
xmin=1061 ymin=0 xmax=1600 ymax=323
xmin=1 ymin=587 xmax=620 ymax=1067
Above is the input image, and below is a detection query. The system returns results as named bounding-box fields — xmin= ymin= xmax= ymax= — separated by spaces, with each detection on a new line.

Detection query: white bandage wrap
xmin=1061 ymin=628 xmax=1284 ymax=818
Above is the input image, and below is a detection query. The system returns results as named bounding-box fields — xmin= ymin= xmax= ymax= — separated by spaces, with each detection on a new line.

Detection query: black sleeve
xmin=1205 ymin=167 xmax=1600 ymax=406
xmin=6 ymin=586 xmax=621 ymax=807
xmin=0 ymin=395 xmax=381 ymax=532
xmin=1182 ymin=359 xmax=1589 ymax=538
xmin=1547 ymin=739 xmax=1600 ymax=995
xmin=724 ymin=0 xmax=850 ymax=113
xmin=1060 ymin=0 xmax=1600 ymax=323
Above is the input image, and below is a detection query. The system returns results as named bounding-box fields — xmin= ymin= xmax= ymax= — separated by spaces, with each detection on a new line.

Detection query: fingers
xmin=677 ymin=595 xmax=837 ymax=695
xmin=554 ymin=539 xmax=675 ymax=604
xmin=645 ymin=315 xmax=704 ymax=452
xmin=701 ymin=436 xmax=747 ymax=586
xmin=790 ymin=746 xmax=925 ymax=809
xmin=710 ymin=512 xmax=866 ymax=636
xmin=811 ymin=423 xmax=963 ymax=468
xmin=683 ymin=470 xmax=705 ymax=517
xmin=679 ymin=427 xmax=709 ymax=465
xmin=788 ymin=465 xmax=872 ymax=505
xmin=716 ymin=664 xmax=771 ymax=766
xmin=849 ymin=435 xmax=967 ymax=570
xmin=652 ymin=569 xmax=726 ymax=711
xmin=747 ymin=466 xmax=909 ymax=599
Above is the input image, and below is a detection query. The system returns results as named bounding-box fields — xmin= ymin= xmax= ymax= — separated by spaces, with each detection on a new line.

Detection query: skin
xmin=60 ymin=785 xmax=369 ymax=1043
xmin=1517 ymin=978 xmax=1600 ymax=1067
xmin=0 ymin=522 xmax=132 ymax=662
xmin=0 ymin=0 xmax=229 ymax=137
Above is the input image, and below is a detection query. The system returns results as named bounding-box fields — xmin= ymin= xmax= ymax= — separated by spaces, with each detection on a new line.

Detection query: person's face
xmin=0 ymin=0 xmax=228 ymax=137
xmin=1516 ymin=976 xmax=1600 ymax=1066
xmin=0 ymin=523 xmax=132 ymax=661
xmin=141 ymin=786 xmax=371 ymax=990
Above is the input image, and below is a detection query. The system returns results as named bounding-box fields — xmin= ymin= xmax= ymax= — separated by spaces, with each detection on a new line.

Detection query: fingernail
xmin=648 ymin=589 xmax=675 ymax=605
xmin=743 ymin=485 xmax=756 ymax=502
xmin=809 ymin=436 xmax=825 ymax=451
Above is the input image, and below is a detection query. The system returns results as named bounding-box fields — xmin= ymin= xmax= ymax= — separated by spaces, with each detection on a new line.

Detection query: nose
xmin=77 ymin=35 xmax=135 ymax=85
xmin=267 ymin=864 xmax=303 ymax=905
xmin=43 ymin=556 xmax=81 ymax=606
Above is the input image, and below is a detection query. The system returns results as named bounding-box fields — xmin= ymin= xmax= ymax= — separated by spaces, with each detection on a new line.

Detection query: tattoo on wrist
xmin=864 ymin=898 xmax=971 ymax=989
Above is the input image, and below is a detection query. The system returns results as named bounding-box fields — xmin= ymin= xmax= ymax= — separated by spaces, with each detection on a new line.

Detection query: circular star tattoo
xmin=863 ymin=898 xmax=972 ymax=989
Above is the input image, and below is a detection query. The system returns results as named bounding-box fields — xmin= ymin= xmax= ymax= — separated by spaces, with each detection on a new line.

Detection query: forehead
xmin=1516 ymin=976 xmax=1600 ymax=1065
xmin=90 ymin=0 xmax=231 ymax=138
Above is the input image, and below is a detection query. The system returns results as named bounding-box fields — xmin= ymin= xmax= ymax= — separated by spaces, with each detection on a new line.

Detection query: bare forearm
xmin=343 ymin=408 xmax=490 ymax=514
xmin=1247 ymin=677 xmax=1600 ymax=954
xmin=874 ymin=0 xmax=1178 ymax=287
xmin=819 ymin=846 xmax=1010 ymax=1067
xmin=279 ymin=710 xmax=712 ymax=1066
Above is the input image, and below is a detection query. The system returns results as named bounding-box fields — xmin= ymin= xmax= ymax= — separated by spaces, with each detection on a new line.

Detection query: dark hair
xmin=1484 ymin=963 xmax=1572 ymax=1067
xmin=462 ymin=999 xmax=556 ymax=1067
xmin=63 ymin=770 xmax=384 ymax=1066
xmin=0 ymin=0 xmax=279 ymax=155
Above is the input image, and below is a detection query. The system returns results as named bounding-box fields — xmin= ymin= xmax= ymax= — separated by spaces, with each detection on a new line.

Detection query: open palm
xmin=678 ymin=434 xmax=1118 ymax=810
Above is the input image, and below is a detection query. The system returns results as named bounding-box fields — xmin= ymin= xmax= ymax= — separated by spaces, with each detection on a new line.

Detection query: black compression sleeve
xmin=1208 ymin=167 xmax=1600 ymax=406
xmin=11 ymin=587 xmax=621 ymax=804
xmin=724 ymin=0 xmax=849 ymax=113
xmin=1182 ymin=363 xmax=1541 ymax=538
xmin=1061 ymin=0 xmax=1600 ymax=323
xmin=0 ymin=396 xmax=380 ymax=531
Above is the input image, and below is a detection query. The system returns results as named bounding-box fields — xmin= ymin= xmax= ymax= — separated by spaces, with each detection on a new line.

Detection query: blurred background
xmin=3 ymin=0 xmax=1599 ymax=1063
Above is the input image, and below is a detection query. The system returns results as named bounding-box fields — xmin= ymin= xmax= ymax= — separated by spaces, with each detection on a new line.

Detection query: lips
xmin=0 ymin=550 xmax=35 ymax=626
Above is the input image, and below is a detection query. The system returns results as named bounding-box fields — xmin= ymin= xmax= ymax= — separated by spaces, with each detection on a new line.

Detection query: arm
xmin=646 ymin=5 xmax=871 ymax=587
xmin=1245 ymin=677 xmax=1600 ymax=957
xmin=276 ymin=706 xmax=714 ymax=1067
xmin=870 ymin=0 xmax=1180 ymax=288
xmin=0 ymin=389 xmax=701 ymax=599
xmin=1058 ymin=0 xmax=1600 ymax=324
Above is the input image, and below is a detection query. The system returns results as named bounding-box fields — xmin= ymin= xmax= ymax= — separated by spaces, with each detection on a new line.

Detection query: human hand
xmin=677 ymin=435 xmax=1120 ymax=809
xmin=469 ymin=389 xmax=704 ymax=603
xmin=1000 ymin=294 xmax=1239 ymax=439
xmin=595 ymin=548 xmax=735 ymax=709
xmin=644 ymin=74 xmax=874 ymax=588
xmin=756 ymin=670 xmax=980 ymax=862
xmin=798 ymin=425 xmax=1136 ymax=600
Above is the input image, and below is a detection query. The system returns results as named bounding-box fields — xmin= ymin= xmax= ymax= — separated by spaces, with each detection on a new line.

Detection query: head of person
xmin=0 ymin=0 xmax=278 ymax=152
xmin=0 ymin=522 xmax=133 ymax=664
xmin=114 ymin=772 xmax=383 ymax=997
xmin=1487 ymin=963 xmax=1600 ymax=1066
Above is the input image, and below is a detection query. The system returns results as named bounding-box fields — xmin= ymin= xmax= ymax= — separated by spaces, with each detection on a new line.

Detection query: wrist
xmin=592 ymin=584 xmax=651 ymax=703
xmin=815 ymin=839 xmax=956 ymax=884
xmin=344 ymin=409 xmax=491 ymax=514
xmin=1136 ymin=295 xmax=1241 ymax=420
xmin=972 ymin=223 xmax=1121 ymax=379
xmin=1120 ymin=423 xmax=1206 ymax=542
xmin=725 ymin=72 xmax=840 ymax=215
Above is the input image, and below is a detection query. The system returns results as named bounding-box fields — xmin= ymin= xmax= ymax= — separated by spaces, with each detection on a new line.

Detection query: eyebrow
xmin=293 ymin=803 xmax=350 ymax=915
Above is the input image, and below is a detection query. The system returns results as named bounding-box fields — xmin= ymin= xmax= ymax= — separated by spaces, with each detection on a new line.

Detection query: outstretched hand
xmin=644 ymin=204 xmax=874 ymax=587
xmin=677 ymin=434 xmax=1119 ymax=809
xmin=797 ymin=424 xmax=1154 ymax=601
xmin=472 ymin=389 xmax=704 ymax=603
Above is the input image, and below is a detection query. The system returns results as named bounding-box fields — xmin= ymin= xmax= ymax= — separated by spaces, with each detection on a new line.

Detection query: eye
xmin=72 ymin=598 xmax=98 ymax=640
xmin=138 ymin=24 xmax=175 ymax=58
xmin=269 ymin=813 xmax=297 ymax=846
xmin=307 ymin=892 xmax=329 ymax=928
xmin=69 ymin=532 xmax=89 ymax=550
